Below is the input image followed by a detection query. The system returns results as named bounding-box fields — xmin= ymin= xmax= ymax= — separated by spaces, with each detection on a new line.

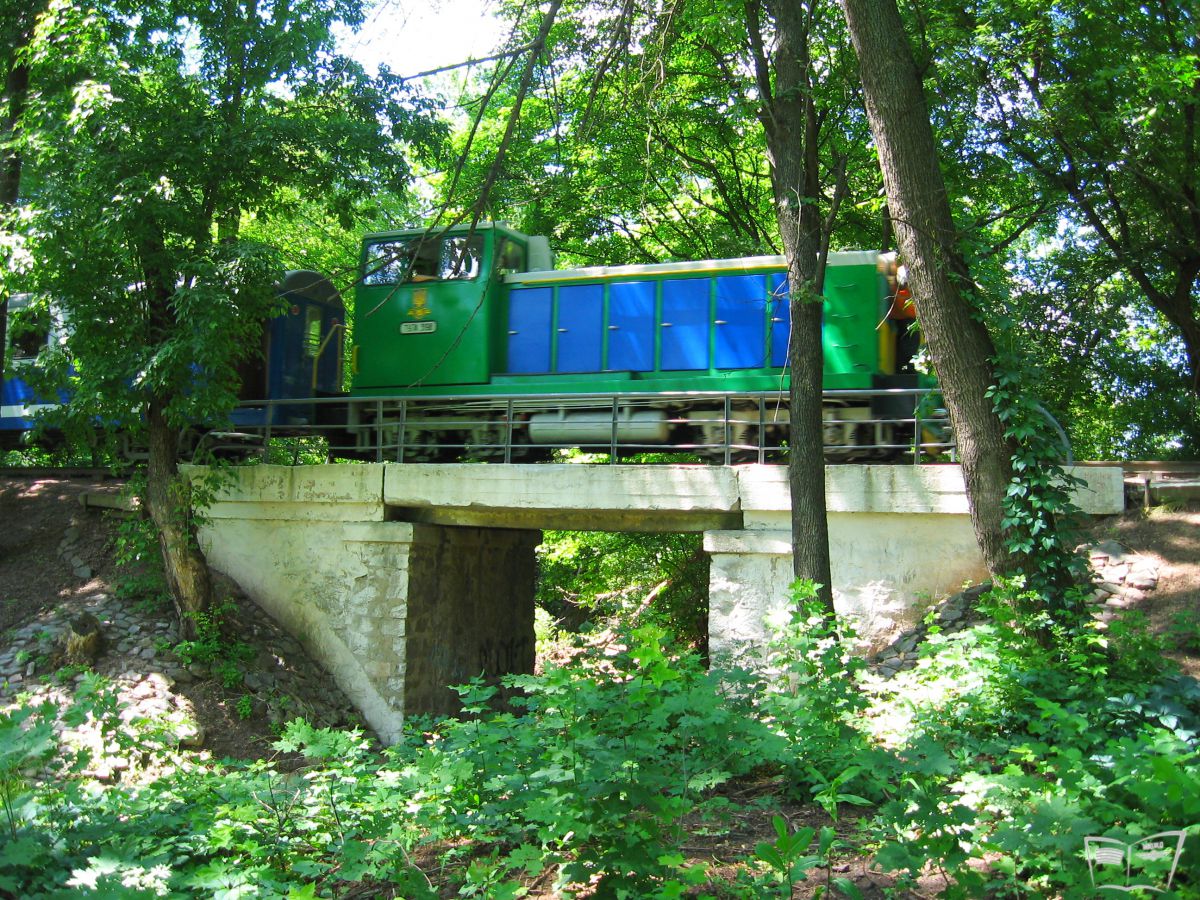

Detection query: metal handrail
xmin=223 ymin=387 xmax=953 ymax=465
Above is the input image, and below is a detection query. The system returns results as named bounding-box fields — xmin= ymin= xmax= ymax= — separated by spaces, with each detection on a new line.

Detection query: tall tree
xmin=964 ymin=0 xmax=1200 ymax=397
xmin=0 ymin=0 xmax=46 ymax=392
xmin=839 ymin=0 xmax=1016 ymax=575
xmin=18 ymin=0 xmax=443 ymax=633
xmin=451 ymin=0 xmax=866 ymax=610
xmin=746 ymin=0 xmax=851 ymax=607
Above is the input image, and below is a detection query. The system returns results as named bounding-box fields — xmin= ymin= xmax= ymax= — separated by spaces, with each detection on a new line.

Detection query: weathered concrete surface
xmin=383 ymin=463 xmax=743 ymax=532
xmin=707 ymin=464 xmax=1126 ymax=661
xmin=733 ymin=464 xmax=1125 ymax=527
xmin=199 ymin=463 xmax=387 ymax=522
xmin=192 ymin=465 xmax=538 ymax=742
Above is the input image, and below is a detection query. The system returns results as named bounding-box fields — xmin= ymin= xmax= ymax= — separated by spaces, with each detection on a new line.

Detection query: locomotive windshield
xmin=363 ymin=234 xmax=484 ymax=285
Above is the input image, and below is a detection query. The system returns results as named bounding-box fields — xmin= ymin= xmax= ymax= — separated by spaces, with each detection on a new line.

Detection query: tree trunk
xmin=145 ymin=399 xmax=213 ymax=640
xmin=750 ymin=0 xmax=835 ymax=610
xmin=839 ymin=0 xmax=1016 ymax=576
xmin=140 ymin=223 xmax=214 ymax=639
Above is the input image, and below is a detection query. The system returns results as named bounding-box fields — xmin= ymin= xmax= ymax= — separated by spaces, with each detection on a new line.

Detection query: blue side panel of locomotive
xmin=607 ymin=281 xmax=655 ymax=371
xmin=505 ymin=287 xmax=553 ymax=375
xmin=661 ymin=279 xmax=709 ymax=370
xmin=554 ymin=284 xmax=603 ymax=373
xmin=716 ymin=274 xmax=768 ymax=369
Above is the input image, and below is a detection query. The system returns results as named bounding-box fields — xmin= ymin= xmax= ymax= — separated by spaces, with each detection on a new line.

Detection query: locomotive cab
xmin=351 ymin=223 xmax=551 ymax=395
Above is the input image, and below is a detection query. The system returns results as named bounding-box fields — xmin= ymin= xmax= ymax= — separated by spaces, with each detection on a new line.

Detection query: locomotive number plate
xmin=400 ymin=321 xmax=438 ymax=335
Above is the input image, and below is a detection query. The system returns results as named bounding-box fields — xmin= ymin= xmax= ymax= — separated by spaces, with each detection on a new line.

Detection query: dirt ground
xmin=1084 ymin=501 xmax=1200 ymax=678
xmin=0 ymin=474 xmax=302 ymax=760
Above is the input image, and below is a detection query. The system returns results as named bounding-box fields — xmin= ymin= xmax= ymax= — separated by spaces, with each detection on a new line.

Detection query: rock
xmin=73 ymin=566 xmax=93 ymax=580
xmin=175 ymin=720 xmax=206 ymax=749
xmin=1127 ymin=572 xmax=1159 ymax=591
xmin=1090 ymin=540 xmax=1128 ymax=563
xmin=146 ymin=672 xmax=175 ymax=691
xmin=895 ymin=634 xmax=919 ymax=653
xmin=1100 ymin=563 xmax=1130 ymax=583
xmin=1094 ymin=581 xmax=1121 ymax=595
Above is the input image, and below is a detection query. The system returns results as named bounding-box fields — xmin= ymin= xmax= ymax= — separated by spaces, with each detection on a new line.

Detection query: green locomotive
xmin=343 ymin=221 xmax=937 ymax=461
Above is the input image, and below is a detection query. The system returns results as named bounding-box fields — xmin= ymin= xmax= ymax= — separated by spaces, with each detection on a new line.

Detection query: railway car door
xmin=660 ymin=278 xmax=709 ymax=370
xmin=553 ymin=284 xmax=603 ymax=373
xmin=607 ymin=281 xmax=655 ymax=372
xmin=715 ymin=275 xmax=768 ymax=369
xmin=506 ymin=287 xmax=552 ymax=374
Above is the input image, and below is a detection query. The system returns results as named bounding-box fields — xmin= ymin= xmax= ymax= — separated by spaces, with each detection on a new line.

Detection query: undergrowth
xmin=1 ymin=580 xmax=1198 ymax=897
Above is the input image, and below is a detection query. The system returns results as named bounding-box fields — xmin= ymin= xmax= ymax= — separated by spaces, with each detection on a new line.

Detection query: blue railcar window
xmin=607 ymin=281 xmax=655 ymax=372
xmin=555 ymin=284 xmax=603 ymax=373
xmin=770 ymin=273 xmax=790 ymax=367
xmin=507 ymin=287 xmax=553 ymax=374
xmin=715 ymin=275 xmax=767 ymax=369
xmin=303 ymin=306 xmax=322 ymax=358
xmin=660 ymin=278 xmax=710 ymax=370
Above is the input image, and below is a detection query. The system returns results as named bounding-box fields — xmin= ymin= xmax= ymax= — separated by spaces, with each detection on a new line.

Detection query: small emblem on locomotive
xmin=408 ymin=289 xmax=432 ymax=319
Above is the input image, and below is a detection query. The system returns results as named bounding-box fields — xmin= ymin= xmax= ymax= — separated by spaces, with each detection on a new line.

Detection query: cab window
xmin=363 ymin=234 xmax=485 ymax=285
xmin=496 ymin=238 xmax=526 ymax=275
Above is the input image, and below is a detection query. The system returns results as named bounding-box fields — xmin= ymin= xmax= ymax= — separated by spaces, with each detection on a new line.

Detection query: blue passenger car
xmin=1 ymin=294 xmax=67 ymax=448
xmin=2 ymin=270 xmax=346 ymax=449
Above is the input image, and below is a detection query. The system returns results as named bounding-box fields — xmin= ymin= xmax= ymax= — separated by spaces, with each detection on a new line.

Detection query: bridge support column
xmin=705 ymin=511 xmax=989 ymax=662
xmin=192 ymin=465 xmax=539 ymax=743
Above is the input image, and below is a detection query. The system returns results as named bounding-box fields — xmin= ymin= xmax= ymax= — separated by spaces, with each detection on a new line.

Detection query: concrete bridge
xmin=192 ymin=463 xmax=1124 ymax=743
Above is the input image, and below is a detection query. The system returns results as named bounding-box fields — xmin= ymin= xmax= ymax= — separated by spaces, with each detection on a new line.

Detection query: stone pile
xmin=870 ymin=541 xmax=1161 ymax=679
xmin=1084 ymin=539 xmax=1160 ymax=617
xmin=1 ymin=524 xmax=368 ymax=781
xmin=870 ymin=584 xmax=990 ymax=678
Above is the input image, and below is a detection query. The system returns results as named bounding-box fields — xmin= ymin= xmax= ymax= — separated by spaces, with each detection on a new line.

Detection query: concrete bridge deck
xmin=193 ymin=463 xmax=1124 ymax=742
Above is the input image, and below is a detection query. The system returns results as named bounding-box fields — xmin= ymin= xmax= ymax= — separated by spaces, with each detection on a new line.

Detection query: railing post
xmin=369 ymin=400 xmax=379 ymax=465
xmin=723 ymin=395 xmax=732 ymax=466
xmin=757 ymin=395 xmax=766 ymax=464
xmin=397 ymin=401 xmax=407 ymax=464
xmin=610 ymin=397 xmax=619 ymax=463
xmin=912 ymin=394 xmax=922 ymax=465
xmin=504 ymin=399 xmax=513 ymax=465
